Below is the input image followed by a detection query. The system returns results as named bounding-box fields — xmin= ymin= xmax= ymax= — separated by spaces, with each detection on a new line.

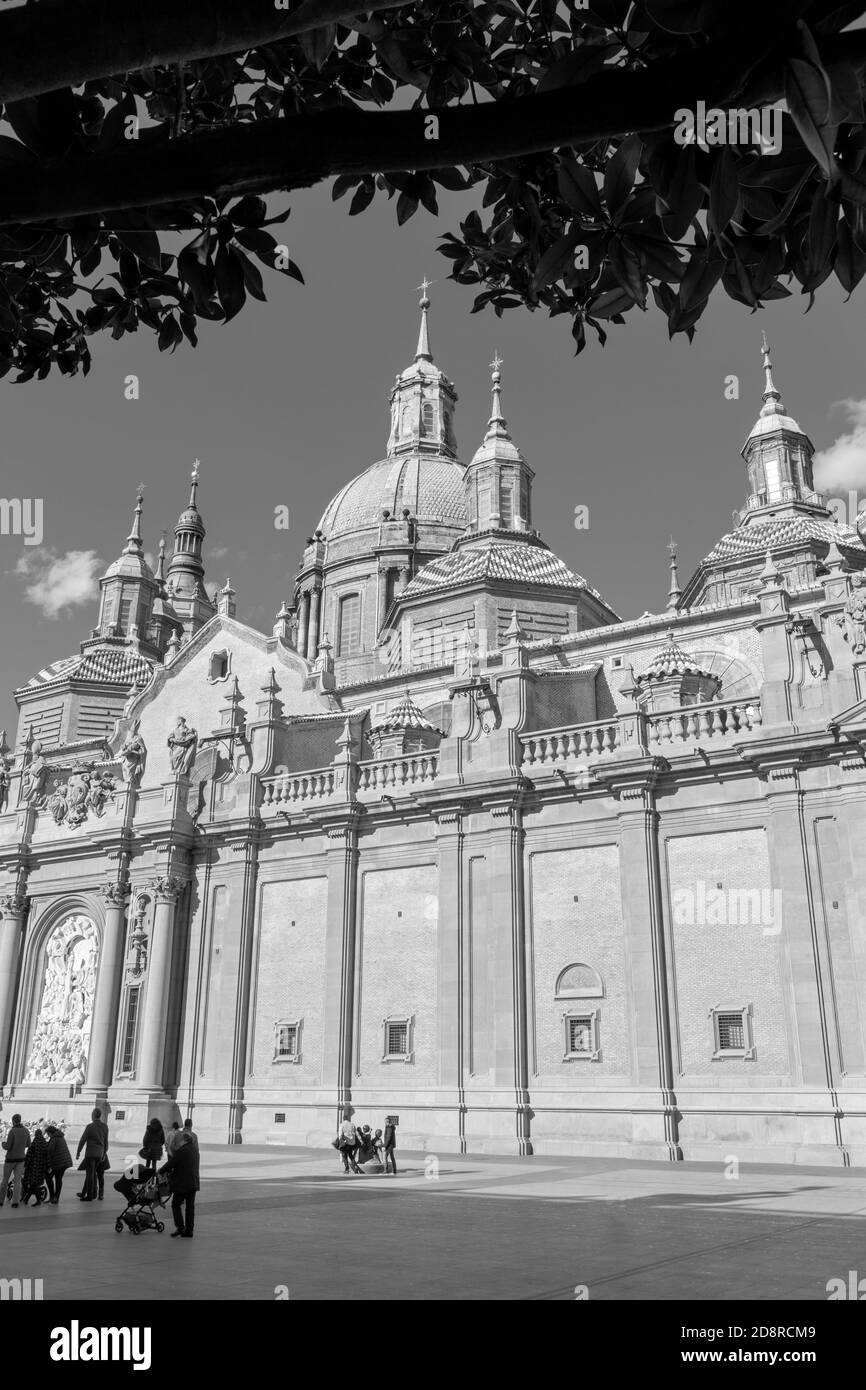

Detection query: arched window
xmin=24 ymin=915 xmax=100 ymax=1083
xmin=338 ymin=593 xmax=362 ymax=657
xmin=555 ymin=963 xmax=604 ymax=999
xmin=208 ymin=649 xmax=230 ymax=682
xmin=421 ymin=401 xmax=437 ymax=437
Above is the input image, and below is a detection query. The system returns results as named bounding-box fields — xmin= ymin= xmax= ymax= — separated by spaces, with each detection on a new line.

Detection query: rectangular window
xmin=338 ymin=594 xmax=361 ymax=657
xmin=763 ymin=454 xmax=782 ymax=501
xmin=382 ymin=1016 xmax=414 ymax=1062
xmin=118 ymin=596 xmax=134 ymax=632
xmin=273 ymin=1020 xmax=302 ymax=1063
xmin=119 ymin=986 xmax=140 ymax=1074
xmin=712 ymin=1006 xmax=754 ymax=1059
xmin=563 ymin=1010 xmax=600 ymax=1061
xmin=500 ymin=483 xmax=513 ymax=528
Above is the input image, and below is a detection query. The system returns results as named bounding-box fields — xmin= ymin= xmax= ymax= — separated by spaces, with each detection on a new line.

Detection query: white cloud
xmin=207 ymin=546 xmax=229 ymax=560
xmin=813 ymin=399 xmax=866 ymax=494
xmin=15 ymin=548 xmax=102 ymax=619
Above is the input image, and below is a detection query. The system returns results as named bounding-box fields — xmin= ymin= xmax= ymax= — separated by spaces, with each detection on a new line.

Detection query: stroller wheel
xmin=115 ymin=1220 xmax=124 ymax=1232
xmin=156 ymin=1221 xmax=165 ymax=1233
xmin=132 ymin=1225 xmax=141 ymax=1234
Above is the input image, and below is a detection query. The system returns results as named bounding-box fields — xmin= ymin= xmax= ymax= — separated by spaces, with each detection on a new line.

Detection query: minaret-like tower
xmin=740 ymin=333 xmax=820 ymax=516
xmin=93 ymin=485 xmax=158 ymax=647
xmin=386 ymin=279 xmax=459 ymax=459
xmin=463 ymin=356 xmax=535 ymax=534
xmin=166 ymin=460 xmax=216 ymax=637
xmin=667 ymin=538 xmax=682 ymax=612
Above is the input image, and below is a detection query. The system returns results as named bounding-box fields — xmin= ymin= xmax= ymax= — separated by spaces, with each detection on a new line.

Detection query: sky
xmin=1 ymin=178 xmax=865 ymax=737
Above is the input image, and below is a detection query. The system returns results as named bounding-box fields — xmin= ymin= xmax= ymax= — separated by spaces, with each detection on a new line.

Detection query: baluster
xmin=711 ymin=707 xmax=725 ymax=737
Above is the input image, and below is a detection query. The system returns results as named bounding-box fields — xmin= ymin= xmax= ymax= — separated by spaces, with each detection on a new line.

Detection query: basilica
xmin=2 ymin=294 xmax=866 ymax=1166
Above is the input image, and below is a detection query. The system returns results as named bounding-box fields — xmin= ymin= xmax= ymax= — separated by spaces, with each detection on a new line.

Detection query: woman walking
xmin=21 ymin=1127 xmax=49 ymax=1205
xmin=140 ymin=1118 xmax=166 ymax=1175
xmin=45 ymin=1126 xmax=73 ymax=1205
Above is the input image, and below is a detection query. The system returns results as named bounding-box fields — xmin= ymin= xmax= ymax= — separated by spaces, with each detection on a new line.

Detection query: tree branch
xmin=0 ymin=30 xmax=806 ymax=227
xmin=0 ymin=0 xmax=412 ymax=104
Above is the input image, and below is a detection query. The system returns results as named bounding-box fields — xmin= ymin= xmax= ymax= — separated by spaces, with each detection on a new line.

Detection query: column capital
xmin=99 ymin=880 xmax=131 ymax=909
xmin=0 ymin=893 xmax=29 ymax=918
xmin=149 ymin=875 xmax=185 ymax=904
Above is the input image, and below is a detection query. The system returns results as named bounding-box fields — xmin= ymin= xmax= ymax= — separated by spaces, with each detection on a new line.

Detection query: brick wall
xmin=357 ymin=865 xmax=438 ymax=1084
xmin=666 ymin=828 xmax=789 ymax=1078
xmin=252 ymin=878 xmax=328 ymax=1084
xmin=527 ymin=844 xmax=630 ymax=1077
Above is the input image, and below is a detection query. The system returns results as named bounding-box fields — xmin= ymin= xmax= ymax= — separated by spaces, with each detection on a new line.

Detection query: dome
xmin=402 ymin=536 xmax=602 ymax=599
xmin=318 ymin=453 xmax=467 ymax=541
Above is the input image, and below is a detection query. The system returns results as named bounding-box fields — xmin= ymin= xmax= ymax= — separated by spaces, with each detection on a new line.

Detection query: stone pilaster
xmin=86 ymin=880 xmax=131 ymax=1092
xmin=320 ymin=816 xmax=360 ymax=1116
xmin=0 ymin=893 xmax=29 ymax=1083
xmin=434 ymin=810 xmax=465 ymax=1147
xmin=135 ymin=876 xmax=184 ymax=1092
xmin=227 ymin=835 xmax=261 ymax=1144
xmin=486 ymin=797 xmax=532 ymax=1155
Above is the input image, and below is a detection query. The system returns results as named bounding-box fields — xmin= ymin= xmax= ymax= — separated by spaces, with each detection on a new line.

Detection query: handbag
xmin=330 ymin=1137 xmax=341 ymax=1150
xmin=98 ymin=1154 xmax=110 ymax=1173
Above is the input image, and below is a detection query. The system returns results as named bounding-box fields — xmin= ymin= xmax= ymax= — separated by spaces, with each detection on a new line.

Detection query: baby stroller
xmin=113 ymin=1170 xmax=170 ymax=1234
xmin=6 ymin=1174 xmax=49 ymax=1206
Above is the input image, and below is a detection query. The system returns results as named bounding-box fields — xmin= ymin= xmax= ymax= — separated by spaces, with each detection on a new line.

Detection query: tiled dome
xmin=317 ymin=454 xmax=466 ymax=540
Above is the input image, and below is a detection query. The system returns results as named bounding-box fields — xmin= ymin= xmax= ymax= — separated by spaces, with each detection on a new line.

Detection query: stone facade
xmin=2 ymin=314 xmax=866 ymax=1167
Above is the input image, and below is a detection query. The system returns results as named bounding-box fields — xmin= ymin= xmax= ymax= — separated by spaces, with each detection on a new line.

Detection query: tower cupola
xmin=464 ymin=356 xmax=535 ymax=534
xmin=166 ymin=460 xmax=216 ymax=636
xmin=740 ymin=333 xmax=818 ymax=513
xmin=386 ymin=280 xmax=459 ymax=459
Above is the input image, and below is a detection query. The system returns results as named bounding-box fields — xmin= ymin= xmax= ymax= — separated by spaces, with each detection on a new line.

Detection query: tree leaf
xmin=214 ymin=246 xmax=246 ymax=322
xmin=531 ymin=229 xmax=584 ymax=292
xmin=557 ymin=156 xmax=604 ymax=219
xmin=299 ymin=24 xmax=336 ymax=71
xmin=785 ymin=58 xmax=839 ymax=181
xmin=604 ymin=135 xmax=642 ymax=220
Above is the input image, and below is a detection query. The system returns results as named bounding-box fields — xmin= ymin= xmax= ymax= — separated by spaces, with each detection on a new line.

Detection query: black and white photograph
xmin=1 ymin=0 xmax=866 ymax=1353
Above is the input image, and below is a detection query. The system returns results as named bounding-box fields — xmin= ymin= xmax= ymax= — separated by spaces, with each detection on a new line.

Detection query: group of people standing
xmin=1 ymin=1108 xmax=200 ymax=1236
xmin=336 ymin=1113 xmax=398 ymax=1175
xmin=1 ymin=1113 xmax=75 ymax=1207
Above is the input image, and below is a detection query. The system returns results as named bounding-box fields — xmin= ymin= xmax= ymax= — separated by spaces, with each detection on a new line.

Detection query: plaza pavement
xmin=1 ymin=1146 xmax=865 ymax=1300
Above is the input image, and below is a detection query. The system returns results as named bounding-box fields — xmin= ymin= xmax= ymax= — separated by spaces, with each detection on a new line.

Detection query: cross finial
xmin=490 ymin=352 xmax=503 ymax=376
xmin=192 ymin=458 xmax=201 ymax=482
xmin=416 ymin=276 xmax=433 ymax=304
xmin=668 ymin=535 xmax=677 ymax=557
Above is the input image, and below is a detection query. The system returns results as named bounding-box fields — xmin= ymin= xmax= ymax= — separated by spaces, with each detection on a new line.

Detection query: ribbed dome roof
xmin=402 ymin=536 xmax=605 ymax=600
xmin=317 ymin=454 xmax=466 ymax=540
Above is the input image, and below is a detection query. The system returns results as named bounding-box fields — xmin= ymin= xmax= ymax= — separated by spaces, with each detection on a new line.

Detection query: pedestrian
xmin=94 ymin=1110 xmax=109 ymax=1201
xmin=75 ymin=1109 xmax=106 ymax=1201
xmin=383 ymin=1116 xmax=398 ymax=1175
xmin=337 ymin=1112 xmax=361 ymax=1174
xmin=140 ymin=1117 xmax=165 ymax=1174
xmin=1 ymin=1113 xmax=31 ymax=1208
xmin=165 ymin=1121 xmax=183 ymax=1157
xmin=372 ymin=1129 xmax=384 ymax=1166
xmin=21 ymin=1126 xmax=48 ymax=1205
xmin=181 ymin=1117 xmax=199 ymax=1150
xmin=45 ymin=1125 xmax=73 ymax=1205
xmin=160 ymin=1132 xmax=200 ymax=1239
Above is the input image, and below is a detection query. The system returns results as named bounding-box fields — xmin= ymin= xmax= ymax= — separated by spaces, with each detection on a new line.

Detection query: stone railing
xmin=520 ymin=719 xmax=621 ymax=767
xmin=357 ymin=752 xmax=439 ymax=792
xmin=260 ymin=767 xmax=336 ymax=809
xmin=646 ymin=699 xmax=762 ymax=747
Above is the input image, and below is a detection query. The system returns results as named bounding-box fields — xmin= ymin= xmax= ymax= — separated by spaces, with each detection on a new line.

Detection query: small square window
xmin=382 ymin=1016 xmax=414 ymax=1063
xmin=274 ymin=1113 xmax=286 ymax=1124
xmin=115 ymin=1110 xmax=126 ymax=1122
xmin=273 ymin=1019 xmax=302 ymax=1064
xmin=711 ymin=1006 xmax=754 ymax=1060
xmin=563 ymin=1010 xmax=600 ymax=1062
xmin=208 ymin=649 xmax=230 ymax=682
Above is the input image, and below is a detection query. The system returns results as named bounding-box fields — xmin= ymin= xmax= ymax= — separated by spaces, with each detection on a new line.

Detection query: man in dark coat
xmin=75 ymin=1109 xmax=106 ymax=1201
xmin=383 ymin=1117 xmax=398 ymax=1175
xmin=1 ymin=1114 xmax=31 ymax=1207
xmin=160 ymin=1132 xmax=200 ymax=1238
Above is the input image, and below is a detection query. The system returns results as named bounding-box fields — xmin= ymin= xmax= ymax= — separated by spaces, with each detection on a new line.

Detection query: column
xmin=378 ymin=567 xmax=391 ymax=633
xmin=321 ymin=818 xmax=360 ymax=1114
xmin=87 ymin=881 xmax=130 ymax=1092
xmin=399 ymin=564 xmax=411 ymax=594
xmin=136 ymin=877 xmax=183 ymax=1092
xmin=435 ymin=812 xmax=465 ymax=1150
xmin=297 ymin=589 xmax=310 ymax=659
xmin=488 ymin=803 xmax=531 ymax=1155
xmin=0 ymin=894 xmax=28 ymax=1083
xmin=307 ymin=586 xmax=321 ymax=662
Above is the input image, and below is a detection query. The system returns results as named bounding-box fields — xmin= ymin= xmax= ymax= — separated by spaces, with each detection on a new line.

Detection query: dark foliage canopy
xmin=0 ymin=0 xmax=865 ymax=381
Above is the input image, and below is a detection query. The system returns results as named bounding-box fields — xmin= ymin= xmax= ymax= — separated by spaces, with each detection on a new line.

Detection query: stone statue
xmin=167 ymin=715 xmax=198 ymax=776
xmin=843 ymin=589 xmax=866 ymax=655
xmin=65 ymin=768 xmax=91 ymax=828
xmin=85 ymin=770 xmax=115 ymax=817
xmin=0 ymin=755 xmax=11 ymax=815
xmin=21 ymin=740 xmax=48 ymax=805
xmin=47 ymin=783 xmax=68 ymax=824
xmin=119 ymin=721 xmax=147 ymax=785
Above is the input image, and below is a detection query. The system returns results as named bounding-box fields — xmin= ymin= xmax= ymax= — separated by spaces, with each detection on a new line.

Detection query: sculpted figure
xmin=844 ymin=589 xmax=866 ymax=655
xmin=47 ymin=783 xmax=68 ymax=824
xmin=167 ymin=715 xmax=198 ymax=776
xmin=86 ymin=770 xmax=114 ymax=817
xmin=65 ymin=768 xmax=91 ymax=828
xmin=0 ymin=755 xmax=11 ymax=814
xmin=119 ymin=721 xmax=147 ymax=785
xmin=21 ymin=741 xmax=48 ymax=805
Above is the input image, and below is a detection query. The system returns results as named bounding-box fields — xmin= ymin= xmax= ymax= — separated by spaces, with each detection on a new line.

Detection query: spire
xmin=387 ymin=282 xmax=458 ymax=459
xmin=483 ymin=352 xmax=512 ymax=444
xmin=166 ymin=459 xmax=216 ymax=636
xmin=155 ymin=533 xmax=167 ymax=585
xmin=124 ymin=485 xmax=145 ymax=553
xmin=759 ymin=330 xmax=785 ymax=419
xmin=189 ymin=458 xmax=201 ymax=508
xmin=667 ymin=537 xmax=682 ymax=612
xmin=415 ymin=277 xmax=432 ymax=361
